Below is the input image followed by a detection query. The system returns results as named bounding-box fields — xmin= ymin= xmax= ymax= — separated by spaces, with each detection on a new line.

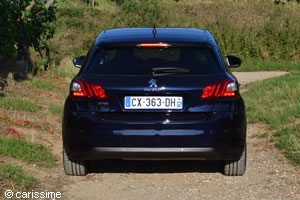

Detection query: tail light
xmin=201 ymin=80 xmax=238 ymax=99
xmin=71 ymin=80 xmax=106 ymax=99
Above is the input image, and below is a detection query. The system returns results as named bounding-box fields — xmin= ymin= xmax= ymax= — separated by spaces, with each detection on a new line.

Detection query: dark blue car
xmin=63 ymin=28 xmax=246 ymax=176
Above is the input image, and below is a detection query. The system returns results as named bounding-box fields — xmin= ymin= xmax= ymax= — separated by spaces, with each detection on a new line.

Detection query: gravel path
xmin=232 ymin=71 xmax=288 ymax=85
xmin=60 ymin=123 xmax=299 ymax=200
xmin=53 ymin=71 xmax=299 ymax=200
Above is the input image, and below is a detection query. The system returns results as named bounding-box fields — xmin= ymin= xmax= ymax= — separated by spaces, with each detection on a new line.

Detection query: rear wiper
xmin=152 ymin=67 xmax=190 ymax=75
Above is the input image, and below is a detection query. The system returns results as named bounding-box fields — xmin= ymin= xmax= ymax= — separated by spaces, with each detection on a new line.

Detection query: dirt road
xmin=39 ymin=71 xmax=299 ymax=200
xmin=232 ymin=71 xmax=288 ymax=85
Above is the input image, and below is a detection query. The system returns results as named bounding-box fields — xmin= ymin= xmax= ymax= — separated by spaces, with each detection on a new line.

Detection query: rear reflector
xmin=71 ymin=80 xmax=106 ymax=99
xmin=138 ymin=43 xmax=170 ymax=48
xmin=201 ymin=80 xmax=238 ymax=99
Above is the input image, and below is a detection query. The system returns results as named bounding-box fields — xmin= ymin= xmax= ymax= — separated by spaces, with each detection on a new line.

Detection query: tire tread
xmin=63 ymin=149 xmax=87 ymax=176
xmin=223 ymin=145 xmax=246 ymax=176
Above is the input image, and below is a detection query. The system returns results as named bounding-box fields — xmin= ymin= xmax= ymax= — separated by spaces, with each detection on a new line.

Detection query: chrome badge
xmin=149 ymin=79 xmax=157 ymax=88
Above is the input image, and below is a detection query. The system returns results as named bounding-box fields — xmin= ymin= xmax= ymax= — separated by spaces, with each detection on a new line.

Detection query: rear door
xmin=82 ymin=45 xmax=224 ymax=113
xmin=72 ymin=45 xmax=228 ymax=147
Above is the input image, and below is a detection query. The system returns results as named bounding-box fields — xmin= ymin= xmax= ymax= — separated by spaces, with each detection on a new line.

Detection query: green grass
xmin=47 ymin=57 xmax=80 ymax=79
xmin=49 ymin=103 xmax=63 ymax=117
xmin=49 ymin=68 xmax=77 ymax=79
xmin=0 ymin=137 xmax=57 ymax=167
xmin=234 ymin=59 xmax=300 ymax=72
xmin=243 ymin=72 xmax=300 ymax=128
xmin=258 ymin=132 xmax=268 ymax=139
xmin=20 ymin=77 xmax=67 ymax=95
xmin=243 ymin=72 xmax=300 ymax=164
xmin=0 ymin=163 xmax=38 ymax=190
xmin=275 ymin=124 xmax=300 ymax=165
xmin=0 ymin=96 xmax=42 ymax=112
xmin=25 ymin=79 xmax=55 ymax=91
xmin=42 ymin=122 xmax=51 ymax=131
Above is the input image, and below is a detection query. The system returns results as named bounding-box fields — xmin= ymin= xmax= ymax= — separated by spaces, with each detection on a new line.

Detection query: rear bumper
xmin=63 ymin=96 xmax=246 ymax=161
xmin=66 ymin=147 xmax=225 ymax=160
xmin=63 ymin=111 xmax=246 ymax=160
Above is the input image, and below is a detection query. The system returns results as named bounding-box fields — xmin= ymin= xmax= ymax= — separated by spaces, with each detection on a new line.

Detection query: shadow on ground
xmin=88 ymin=160 xmax=222 ymax=174
xmin=0 ymin=59 xmax=34 ymax=92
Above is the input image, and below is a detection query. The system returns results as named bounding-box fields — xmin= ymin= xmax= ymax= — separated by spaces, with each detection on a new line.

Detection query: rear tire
xmin=223 ymin=145 xmax=246 ymax=176
xmin=63 ymin=148 xmax=87 ymax=176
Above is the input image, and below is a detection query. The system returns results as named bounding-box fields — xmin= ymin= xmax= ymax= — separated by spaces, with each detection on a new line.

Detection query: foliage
xmin=118 ymin=0 xmax=167 ymax=27
xmin=274 ymin=0 xmax=300 ymax=4
xmin=50 ymin=0 xmax=300 ymax=68
xmin=205 ymin=17 xmax=300 ymax=62
xmin=0 ymin=0 xmax=56 ymax=59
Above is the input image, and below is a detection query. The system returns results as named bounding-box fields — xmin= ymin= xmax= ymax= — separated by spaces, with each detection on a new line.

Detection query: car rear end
xmin=63 ymin=29 xmax=246 ymax=176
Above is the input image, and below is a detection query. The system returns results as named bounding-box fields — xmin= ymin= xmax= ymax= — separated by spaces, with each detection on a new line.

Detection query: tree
xmin=0 ymin=0 xmax=56 ymax=61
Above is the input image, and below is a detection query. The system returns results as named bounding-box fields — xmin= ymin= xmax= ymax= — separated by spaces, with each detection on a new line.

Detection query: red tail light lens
xmin=138 ymin=43 xmax=170 ymax=48
xmin=201 ymin=80 xmax=238 ymax=99
xmin=71 ymin=80 xmax=107 ymax=99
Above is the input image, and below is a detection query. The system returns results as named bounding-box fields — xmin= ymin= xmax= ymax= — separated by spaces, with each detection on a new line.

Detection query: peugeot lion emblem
xmin=149 ymin=79 xmax=157 ymax=88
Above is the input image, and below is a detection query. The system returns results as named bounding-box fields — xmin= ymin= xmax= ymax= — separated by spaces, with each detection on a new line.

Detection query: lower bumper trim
xmin=67 ymin=147 xmax=225 ymax=160
xmin=94 ymin=147 xmax=215 ymax=152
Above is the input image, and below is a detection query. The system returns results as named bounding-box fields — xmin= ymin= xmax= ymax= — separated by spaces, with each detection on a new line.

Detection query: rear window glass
xmin=86 ymin=47 xmax=221 ymax=75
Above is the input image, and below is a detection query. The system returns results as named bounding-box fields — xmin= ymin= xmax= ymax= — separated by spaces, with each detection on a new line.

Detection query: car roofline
xmin=94 ymin=28 xmax=217 ymax=47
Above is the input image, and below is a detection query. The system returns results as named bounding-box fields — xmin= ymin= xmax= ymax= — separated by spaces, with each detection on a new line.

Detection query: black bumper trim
xmin=94 ymin=147 xmax=215 ymax=153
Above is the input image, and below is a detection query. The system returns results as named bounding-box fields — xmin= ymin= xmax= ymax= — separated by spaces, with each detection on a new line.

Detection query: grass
xmin=0 ymin=112 xmax=55 ymax=134
xmin=0 ymin=96 xmax=42 ymax=112
xmin=22 ymin=79 xmax=55 ymax=91
xmin=258 ymin=132 xmax=268 ymax=139
xmin=47 ymin=57 xmax=80 ymax=79
xmin=243 ymin=72 xmax=300 ymax=165
xmin=275 ymin=124 xmax=300 ymax=165
xmin=20 ymin=76 xmax=68 ymax=96
xmin=49 ymin=103 xmax=63 ymax=117
xmin=0 ymin=163 xmax=38 ymax=191
xmin=244 ymin=72 xmax=300 ymax=128
xmin=0 ymin=137 xmax=57 ymax=167
xmin=234 ymin=59 xmax=300 ymax=72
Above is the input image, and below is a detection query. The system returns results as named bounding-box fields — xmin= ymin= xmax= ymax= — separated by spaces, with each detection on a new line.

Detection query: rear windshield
xmin=86 ymin=47 xmax=222 ymax=75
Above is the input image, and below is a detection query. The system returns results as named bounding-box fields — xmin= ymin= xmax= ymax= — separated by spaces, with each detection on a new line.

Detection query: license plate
xmin=124 ymin=96 xmax=183 ymax=109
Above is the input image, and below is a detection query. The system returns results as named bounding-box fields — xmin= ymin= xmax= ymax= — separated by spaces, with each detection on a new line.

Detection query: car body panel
xmin=63 ymin=28 xmax=246 ymax=161
xmin=95 ymin=28 xmax=216 ymax=46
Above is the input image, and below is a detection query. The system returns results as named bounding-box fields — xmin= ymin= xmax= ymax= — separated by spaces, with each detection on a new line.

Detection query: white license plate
xmin=124 ymin=96 xmax=183 ymax=109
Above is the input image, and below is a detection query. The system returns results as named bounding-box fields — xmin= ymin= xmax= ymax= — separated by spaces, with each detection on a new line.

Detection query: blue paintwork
xmin=63 ymin=28 xmax=246 ymax=161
